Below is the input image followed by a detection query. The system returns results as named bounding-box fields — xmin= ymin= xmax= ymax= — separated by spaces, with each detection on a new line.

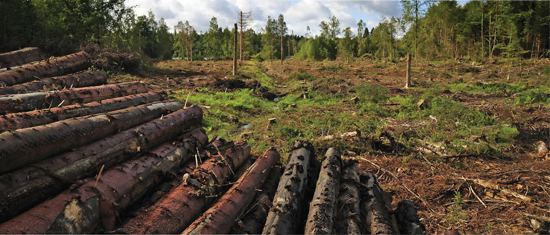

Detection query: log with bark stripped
xmin=359 ymin=172 xmax=399 ymax=235
xmin=0 ymin=47 xmax=47 ymax=69
xmin=304 ymin=148 xmax=342 ymax=235
xmin=0 ymin=129 xmax=208 ymax=234
xmin=0 ymin=91 xmax=167 ymax=132
xmin=262 ymin=140 xmax=315 ymax=235
xmin=118 ymin=140 xmax=251 ymax=234
xmin=0 ymin=105 xmax=203 ymax=222
xmin=0 ymin=51 xmax=91 ymax=86
xmin=182 ymin=149 xmax=280 ymax=235
xmin=0 ymin=71 xmax=107 ymax=95
xmin=333 ymin=157 xmax=361 ymax=235
xmin=0 ymin=101 xmax=182 ymax=175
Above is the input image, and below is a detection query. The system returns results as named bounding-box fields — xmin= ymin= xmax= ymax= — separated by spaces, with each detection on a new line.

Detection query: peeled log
xmin=0 ymin=47 xmax=47 ymax=69
xmin=0 ymin=71 xmax=107 ymax=95
xmin=262 ymin=140 xmax=315 ymax=235
xmin=359 ymin=172 xmax=398 ymax=235
xmin=119 ymin=140 xmax=251 ymax=234
xmin=0 ymin=105 xmax=203 ymax=222
xmin=0 ymin=81 xmax=148 ymax=114
xmin=334 ymin=157 xmax=361 ymax=235
xmin=304 ymin=148 xmax=342 ymax=235
xmin=0 ymin=101 xmax=182 ymax=175
xmin=0 ymin=129 xmax=209 ymax=234
xmin=0 ymin=51 xmax=91 ymax=86
xmin=394 ymin=200 xmax=426 ymax=234
xmin=182 ymin=149 xmax=281 ymax=234
xmin=0 ymin=91 xmax=166 ymax=132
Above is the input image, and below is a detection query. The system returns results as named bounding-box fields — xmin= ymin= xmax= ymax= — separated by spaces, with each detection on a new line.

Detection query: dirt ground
xmin=112 ymin=57 xmax=550 ymax=234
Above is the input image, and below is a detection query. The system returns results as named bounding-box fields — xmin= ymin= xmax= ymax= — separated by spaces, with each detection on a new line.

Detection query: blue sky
xmin=127 ymin=0 xmax=404 ymax=36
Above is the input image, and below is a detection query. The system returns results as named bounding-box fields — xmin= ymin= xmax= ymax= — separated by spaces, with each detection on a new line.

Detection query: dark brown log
xmin=0 ymin=91 xmax=166 ymax=132
xmin=359 ymin=172 xmax=398 ymax=235
xmin=0 ymin=71 xmax=107 ymax=95
xmin=262 ymin=140 xmax=315 ymax=235
xmin=334 ymin=157 xmax=361 ymax=235
xmin=182 ymin=149 xmax=280 ymax=234
xmin=0 ymin=129 xmax=209 ymax=234
xmin=0 ymin=47 xmax=47 ymax=69
xmin=394 ymin=199 xmax=426 ymax=234
xmin=304 ymin=148 xmax=342 ymax=235
xmin=229 ymin=165 xmax=282 ymax=234
xmin=0 ymin=51 xmax=91 ymax=86
xmin=0 ymin=101 xmax=182 ymax=175
xmin=0 ymin=81 xmax=148 ymax=114
xmin=0 ymin=105 xmax=203 ymax=222
xmin=119 ymin=140 xmax=251 ymax=234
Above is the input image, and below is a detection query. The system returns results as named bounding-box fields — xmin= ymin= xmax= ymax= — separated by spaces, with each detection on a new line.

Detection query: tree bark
xmin=395 ymin=199 xmax=426 ymax=234
xmin=359 ymin=172 xmax=398 ymax=235
xmin=0 ymin=71 xmax=107 ymax=95
xmin=0 ymin=51 xmax=91 ymax=86
xmin=334 ymin=157 xmax=361 ymax=235
xmin=406 ymin=53 xmax=412 ymax=88
xmin=240 ymin=11 xmax=243 ymax=62
xmin=0 ymin=47 xmax=47 ymax=69
xmin=118 ymin=140 xmax=251 ymax=234
xmin=0 ymin=105 xmax=203 ymax=223
xmin=182 ymin=149 xmax=281 ymax=234
xmin=262 ymin=141 xmax=315 ymax=235
xmin=0 ymin=129 xmax=209 ymax=234
xmin=0 ymin=101 xmax=181 ymax=175
xmin=233 ymin=23 xmax=237 ymax=75
xmin=0 ymin=91 xmax=167 ymax=132
xmin=304 ymin=148 xmax=342 ymax=235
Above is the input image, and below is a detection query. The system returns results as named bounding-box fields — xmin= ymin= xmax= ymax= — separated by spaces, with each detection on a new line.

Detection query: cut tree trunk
xmin=0 ymin=91 xmax=167 ymax=132
xmin=262 ymin=140 xmax=315 ymax=235
xmin=0 ymin=47 xmax=47 ymax=69
xmin=394 ymin=199 xmax=426 ymax=234
xmin=0 ymin=105 xmax=203 ymax=223
xmin=182 ymin=149 xmax=281 ymax=234
xmin=334 ymin=157 xmax=361 ymax=235
xmin=118 ymin=140 xmax=251 ymax=234
xmin=0 ymin=51 xmax=91 ymax=86
xmin=0 ymin=81 xmax=148 ymax=114
xmin=304 ymin=148 xmax=342 ymax=235
xmin=0 ymin=101 xmax=182 ymax=175
xmin=0 ymin=129 xmax=209 ymax=234
xmin=359 ymin=172 xmax=398 ymax=235
xmin=0 ymin=71 xmax=107 ymax=95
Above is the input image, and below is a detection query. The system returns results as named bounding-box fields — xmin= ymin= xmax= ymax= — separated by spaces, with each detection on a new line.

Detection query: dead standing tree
xmin=238 ymin=11 xmax=252 ymax=62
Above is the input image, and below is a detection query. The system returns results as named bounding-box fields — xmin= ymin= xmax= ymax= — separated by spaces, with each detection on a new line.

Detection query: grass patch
xmin=319 ymin=65 xmax=343 ymax=73
xmin=288 ymin=68 xmax=317 ymax=81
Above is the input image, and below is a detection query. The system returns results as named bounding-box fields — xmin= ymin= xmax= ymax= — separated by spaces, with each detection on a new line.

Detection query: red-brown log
xmin=118 ymin=140 xmax=251 ymax=234
xmin=0 ymin=91 xmax=166 ymax=132
xmin=0 ymin=51 xmax=91 ymax=86
xmin=182 ymin=149 xmax=280 ymax=234
xmin=0 ymin=101 xmax=182 ymax=174
xmin=0 ymin=106 xmax=203 ymax=222
xmin=0 ymin=71 xmax=107 ymax=95
xmin=0 ymin=129 xmax=208 ymax=234
xmin=334 ymin=157 xmax=361 ymax=235
xmin=0 ymin=47 xmax=47 ymax=69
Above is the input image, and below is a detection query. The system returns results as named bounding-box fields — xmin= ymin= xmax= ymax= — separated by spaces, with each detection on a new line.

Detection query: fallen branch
xmin=0 ymin=71 xmax=107 ymax=95
xmin=468 ymin=178 xmax=533 ymax=203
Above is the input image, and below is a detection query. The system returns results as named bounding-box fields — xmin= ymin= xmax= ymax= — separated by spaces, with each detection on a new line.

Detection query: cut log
xmin=230 ymin=164 xmax=283 ymax=234
xmin=394 ymin=200 xmax=426 ymax=234
xmin=359 ymin=172 xmax=398 ymax=235
xmin=0 ymin=71 xmax=107 ymax=95
xmin=118 ymin=140 xmax=251 ymax=234
xmin=0 ymin=51 xmax=91 ymax=86
xmin=262 ymin=140 xmax=315 ymax=235
xmin=0 ymin=47 xmax=47 ymax=69
xmin=0 ymin=129 xmax=209 ymax=234
xmin=334 ymin=157 xmax=361 ymax=235
xmin=0 ymin=81 xmax=148 ymax=114
xmin=0 ymin=105 xmax=203 ymax=222
xmin=0 ymin=101 xmax=182 ymax=175
xmin=304 ymin=148 xmax=342 ymax=235
xmin=182 ymin=149 xmax=281 ymax=234
xmin=0 ymin=91 xmax=167 ymax=132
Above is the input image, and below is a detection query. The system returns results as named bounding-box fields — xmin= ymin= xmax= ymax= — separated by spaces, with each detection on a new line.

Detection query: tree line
xmin=1 ymin=0 xmax=548 ymax=61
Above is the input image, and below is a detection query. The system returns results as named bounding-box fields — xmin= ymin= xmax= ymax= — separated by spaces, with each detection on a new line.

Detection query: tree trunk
xmin=262 ymin=141 xmax=315 ymax=235
xmin=394 ymin=199 xmax=426 ymax=234
xmin=406 ymin=53 xmax=412 ymax=88
xmin=359 ymin=172 xmax=398 ymax=234
xmin=0 ymin=106 xmax=203 ymax=223
xmin=233 ymin=23 xmax=237 ymax=75
xmin=0 ymin=91 xmax=167 ymax=132
xmin=240 ymin=12 xmax=243 ymax=62
xmin=119 ymin=140 xmax=251 ymax=234
xmin=334 ymin=157 xmax=361 ymax=235
xmin=0 ymin=101 xmax=181 ymax=175
xmin=0 ymin=47 xmax=47 ymax=69
xmin=0 ymin=71 xmax=107 ymax=96
xmin=304 ymin=148 xmax=342 ymax=235
xmin=190 ymin=30 xmax=194 ymax=62
xmin=182 ymin=149 xmax=281 ymax=234
xmin=280 ymin=24 xmax=284 ymax=65
xmin=0 ymin=129 xmax=209 ymax=234
xmin=0 ymin=51 xmax=91 ymax=86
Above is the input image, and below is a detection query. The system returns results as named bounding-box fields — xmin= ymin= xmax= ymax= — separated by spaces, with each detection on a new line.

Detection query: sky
xmin=126 ymin=0 xmax=404 ymax=37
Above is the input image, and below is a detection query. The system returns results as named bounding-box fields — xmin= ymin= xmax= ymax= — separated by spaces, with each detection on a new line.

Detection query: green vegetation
xmin=444 ymin=191 xmax=467 ymax=225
